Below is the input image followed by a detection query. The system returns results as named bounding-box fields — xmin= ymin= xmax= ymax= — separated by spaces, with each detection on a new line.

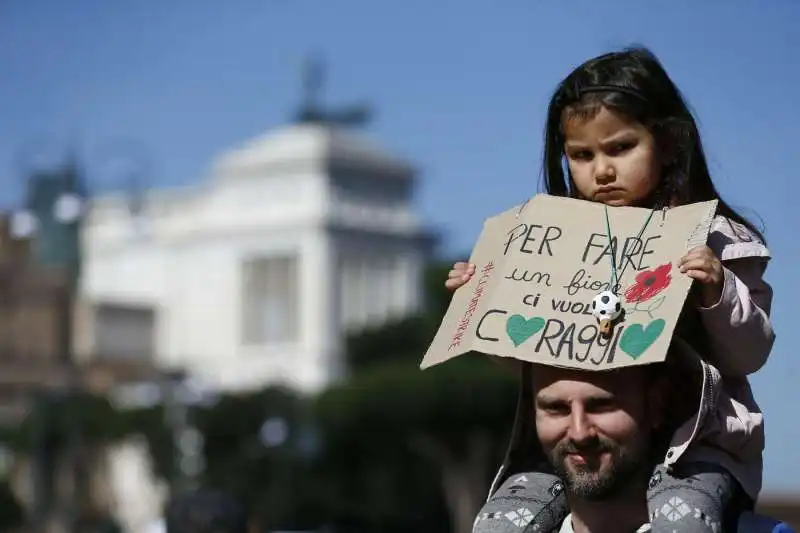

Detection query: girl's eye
xmin=609 ymin=142 xmax=634 ymax=155
xmin=570 ymin=150 xmax=592 ymax=161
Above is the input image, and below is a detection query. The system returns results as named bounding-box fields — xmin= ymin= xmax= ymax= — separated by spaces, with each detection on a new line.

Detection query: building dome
xmin=213 ymin=123 xmax=415 ymax=179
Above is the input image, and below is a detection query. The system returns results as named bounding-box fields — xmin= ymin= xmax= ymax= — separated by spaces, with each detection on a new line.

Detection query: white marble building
xmin=77 ymin=122 xmax=435 ymax=393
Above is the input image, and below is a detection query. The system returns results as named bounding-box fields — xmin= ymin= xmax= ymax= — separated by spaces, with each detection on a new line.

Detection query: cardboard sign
xmin=421 ymin=194 xmax=718 ymax=371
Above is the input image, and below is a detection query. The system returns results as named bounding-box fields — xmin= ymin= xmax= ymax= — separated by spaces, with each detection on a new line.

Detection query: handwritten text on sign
xmin=421 ymin=194 xmax=717 ymax=371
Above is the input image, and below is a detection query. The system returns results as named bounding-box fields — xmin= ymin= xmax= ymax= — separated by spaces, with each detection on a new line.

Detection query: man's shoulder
xmin=472 ymin=473 xmax=568 ymax=533
xmin=471 ymin=473 xmax=794 ymax=533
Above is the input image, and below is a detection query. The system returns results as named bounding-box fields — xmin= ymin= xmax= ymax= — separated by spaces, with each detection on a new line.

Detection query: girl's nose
xmin=594 ymin=157 xmax=616 ymax=184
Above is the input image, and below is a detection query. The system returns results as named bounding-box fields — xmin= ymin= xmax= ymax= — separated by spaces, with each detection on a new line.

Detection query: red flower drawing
xmin=624 ymin=263 xmax=672 ymax=303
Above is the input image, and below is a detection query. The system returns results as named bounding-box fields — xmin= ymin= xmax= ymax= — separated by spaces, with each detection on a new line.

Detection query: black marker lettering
xmin=503 ymin=223 xmax=528 ymax=256
xmin=619 ymin=237 xmax=643 ymax=274
xmin=638 ymin=235 xmax=661 ymax=271
xmin=476 ymin=309 xmax=506 ymax=342
xmin=540 ymin=225 xmax=562 ymax=256
xmin=556 ymin=323 xmax=577 ymax=360
xmin=574 ymin=324 xmax=599 ymax=362
xmin=582 ymin=233 xmax=606 ymax=263
xmin=535 ymin=318 xmax=565 ymax=357
xmin=522 ymin=294 xmax=541 ymax=307
xmin=519 ymin=224 xmax=544 ymax=254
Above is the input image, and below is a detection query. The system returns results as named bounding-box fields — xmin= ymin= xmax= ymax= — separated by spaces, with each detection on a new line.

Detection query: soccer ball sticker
xmin=591 ymin=290 xmax=622 ymax=337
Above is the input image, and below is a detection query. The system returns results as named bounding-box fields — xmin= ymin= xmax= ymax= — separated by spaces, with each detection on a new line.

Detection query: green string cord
xmin=604 ymin=205 xmax=618 ymax=289
xmin=603 ymin=205 xmax=656 ymax=294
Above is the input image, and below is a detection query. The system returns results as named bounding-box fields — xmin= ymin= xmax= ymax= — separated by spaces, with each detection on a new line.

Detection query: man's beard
xmin=548 ymin=435 xmax=648 ymax=501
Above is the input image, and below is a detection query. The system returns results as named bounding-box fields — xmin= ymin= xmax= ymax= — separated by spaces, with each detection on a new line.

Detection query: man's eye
xmin=540 ymin=404 xmax=570 ymax=416
xmin=587 ymin=399 xmax=616 ymax=412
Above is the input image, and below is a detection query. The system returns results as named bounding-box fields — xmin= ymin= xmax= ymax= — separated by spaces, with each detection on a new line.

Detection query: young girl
xmin=448 ymin=47 xmax=775 ymax=533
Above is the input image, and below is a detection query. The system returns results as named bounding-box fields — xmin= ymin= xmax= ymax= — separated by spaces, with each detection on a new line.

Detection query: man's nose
xmin=567 ymin=409 xmax=596 ymax=444
xmin=594 ymin=157 xmax=616 ymax=184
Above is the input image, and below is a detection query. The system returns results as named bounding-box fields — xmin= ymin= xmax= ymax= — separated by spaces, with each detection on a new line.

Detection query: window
xmin=339 ymin=254 xmax=404 ymax=330
xmin=241 ymin=254 xmax=300 ymax=345
xmin=94 ymin=303 xmax=156 ymax=361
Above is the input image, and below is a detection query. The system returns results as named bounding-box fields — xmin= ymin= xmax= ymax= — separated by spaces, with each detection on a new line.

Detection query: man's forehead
xmin=531 ymin=365 xmax=647 ymax=396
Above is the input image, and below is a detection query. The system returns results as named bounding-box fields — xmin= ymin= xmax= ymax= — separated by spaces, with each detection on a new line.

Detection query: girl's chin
xmin=599 ymin=198 xmax=632 ymax=207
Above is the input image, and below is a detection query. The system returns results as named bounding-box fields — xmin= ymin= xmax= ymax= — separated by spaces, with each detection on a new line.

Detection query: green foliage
xmin=314 ymin=353 xmax=517 ymax=532
xmin=2 ymin=393 xmax=140 ymax=453
xmin=194 ymin=385 xmax=320 ymax=529
xmin=344 ymin=314 xmax=438 ymax=373
xmin=423 ymin=258 xmax=464 ymax=319
xmin=318 ymin=356 xmax=516 ymax=454
xmin=0 ymin=481 xmax=24 ymax=531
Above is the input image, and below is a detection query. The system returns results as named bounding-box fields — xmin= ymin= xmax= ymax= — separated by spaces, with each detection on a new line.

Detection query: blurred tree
xmin=315 ymin=356 xmax=516 ymax=533
xmin=312 ymin=258 xmax=519 ymax=533
xmin=2 ymin=393 xmax=145 ymax=531
xmin=194 ymin=385 xmax=324 ymax=531
xmin=6 ymin=393 xmax=129 ymax=453
xmin=0 ymin=481 xmax=24 ymax=531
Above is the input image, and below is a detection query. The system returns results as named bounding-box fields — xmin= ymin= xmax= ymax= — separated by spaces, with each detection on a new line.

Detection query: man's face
xmin=533 ymin=365 xmax=660 ymax=500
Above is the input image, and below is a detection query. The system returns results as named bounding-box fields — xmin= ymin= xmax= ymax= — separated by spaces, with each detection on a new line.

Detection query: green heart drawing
xmin=619 ymin=319 xmax=667 ymax=359
xmin=506 ymin=315 xmax=546 ymax=347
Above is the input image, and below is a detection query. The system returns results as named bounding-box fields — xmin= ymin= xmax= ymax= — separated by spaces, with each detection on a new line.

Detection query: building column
xmin=299 ymin=228 xmax=341 ymax=391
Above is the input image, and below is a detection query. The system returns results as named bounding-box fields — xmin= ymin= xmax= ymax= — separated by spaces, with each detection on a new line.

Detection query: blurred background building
xmin=78 ymin=114 xmax=434 ymax=394
xmin=79 ymin=106 xmax=434 ymax=532
xmin=0 ymin=67 xmax=437 ymax=532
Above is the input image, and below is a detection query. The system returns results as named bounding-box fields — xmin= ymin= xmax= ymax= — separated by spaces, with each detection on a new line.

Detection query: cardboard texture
xmin=421 ymin=194 xmax=718 ymax=371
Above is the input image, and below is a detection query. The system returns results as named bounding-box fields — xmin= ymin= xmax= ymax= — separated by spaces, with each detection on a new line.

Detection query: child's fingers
xmin=683 ymin=269 xmax=712 ymax=284
xmin=445 ymin=262 xmax=474 ymax=290
xmin=679 ymin=246 xmax=716 ymax=265
xmin=447 ymin=268 xmax=464 ymax=279
xmin=678 ymin=257 xmax=714 ymax=274
xmin=445 ymin=277 xmax=467 ymax=290
xmin=448 ymin=263 xmax=474 ymax=276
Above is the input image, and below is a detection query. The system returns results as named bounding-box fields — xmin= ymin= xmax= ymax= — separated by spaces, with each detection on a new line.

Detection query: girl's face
xmin=562 ymin=106 xmax=663 ymax=207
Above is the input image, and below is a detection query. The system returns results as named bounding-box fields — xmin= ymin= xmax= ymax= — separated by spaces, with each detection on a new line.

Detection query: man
xmin=164 ymin=488 xmax=251 ymax=533
xmin=473 ymin=364 xmax=791 ymax=533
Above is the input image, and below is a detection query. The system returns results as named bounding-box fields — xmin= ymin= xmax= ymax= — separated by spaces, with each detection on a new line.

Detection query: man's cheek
xmin=534 ymin=418 xmax=560 ymax=451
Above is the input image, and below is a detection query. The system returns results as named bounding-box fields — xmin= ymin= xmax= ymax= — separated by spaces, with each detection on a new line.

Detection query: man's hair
xmin=165 ymin=488 xmax=248 ymax=533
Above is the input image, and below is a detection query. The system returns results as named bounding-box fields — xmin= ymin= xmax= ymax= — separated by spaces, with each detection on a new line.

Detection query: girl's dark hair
xmin=542 ymin=46 xmax=764 ymax=243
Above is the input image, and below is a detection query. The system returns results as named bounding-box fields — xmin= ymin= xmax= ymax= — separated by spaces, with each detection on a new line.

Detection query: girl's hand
xmin=445 ymin=262 xmax=475 ymax=291
xmin=679 ymin=246 xmax=724 ymax=307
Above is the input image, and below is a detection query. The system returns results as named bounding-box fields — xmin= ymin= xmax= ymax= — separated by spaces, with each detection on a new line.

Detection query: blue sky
xmin=2 ymin=1 xmax=799 ymax=493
